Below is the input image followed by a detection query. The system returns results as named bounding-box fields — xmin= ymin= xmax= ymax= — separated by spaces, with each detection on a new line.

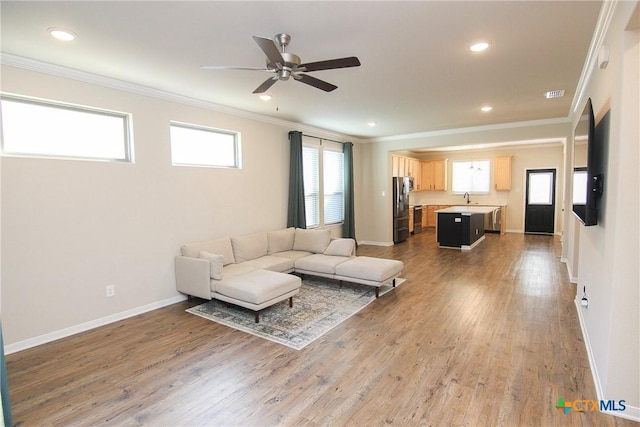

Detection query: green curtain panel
xmin=1 ymin=320 xmax=13 ymax=427
xmin=343 ymin=142 xmax=356 ymax=240
xmin=287 ymin=131 xmax=306 ymax=229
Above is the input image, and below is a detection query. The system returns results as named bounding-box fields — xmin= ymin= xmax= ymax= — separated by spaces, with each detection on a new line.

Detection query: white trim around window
xmin=0 ymin=93 xmax=133 ymax=162
xmin=302 ymin=136 xmax=345 ymax=228
xmin=451 ymin=159 xmax=491 ymax=194
xmin=169 ymin=121 xmax=241 ymax=168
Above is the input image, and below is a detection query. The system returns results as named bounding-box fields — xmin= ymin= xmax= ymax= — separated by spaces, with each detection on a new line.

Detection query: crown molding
xmin=0 ymin=52 xmax=353 ymax=143
xmin=366 ymin=116 xmax=571 ymax=143
xmin=570 ymin=0 xmax=618 ymax=116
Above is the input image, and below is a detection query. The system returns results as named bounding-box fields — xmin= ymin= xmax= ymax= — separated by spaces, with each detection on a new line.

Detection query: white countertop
xmin=436 ymin=205 xmax=500 ymax=215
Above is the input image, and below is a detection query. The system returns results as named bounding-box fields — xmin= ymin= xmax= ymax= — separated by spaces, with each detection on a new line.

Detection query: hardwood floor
xmin=6 ymin=230 xmax=636 ymax=426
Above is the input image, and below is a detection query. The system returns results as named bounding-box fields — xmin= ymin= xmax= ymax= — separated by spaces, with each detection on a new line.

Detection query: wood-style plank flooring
xmin=6 ymin=230 xmax=636 ymax=426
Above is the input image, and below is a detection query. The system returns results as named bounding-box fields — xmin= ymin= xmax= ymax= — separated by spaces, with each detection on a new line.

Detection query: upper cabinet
xmin=408 ymin=159 xmax=422 ymax=190
xmin=392 ymin=155 xmax=423 ymax=190
xmin=494 ymin=155 xmax=512 ymax=191
xmin=421 ymin=159 xmax=447 ymax=191
xmin=392 ymin=154 xmax=446 ymax=191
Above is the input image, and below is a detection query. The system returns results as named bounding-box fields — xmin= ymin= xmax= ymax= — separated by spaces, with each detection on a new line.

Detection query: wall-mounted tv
xmin=572 ymin=98 xmax=605 ymax=226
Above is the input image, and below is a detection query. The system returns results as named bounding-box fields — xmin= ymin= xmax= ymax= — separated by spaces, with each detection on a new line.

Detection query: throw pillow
xmin=293 ymin=228 xmax=331 ymax=253
xmin=324 ymin=238 xmax=356 ymax=257
xmin=181 ymin=237 xmax=235 ymax=265
xmin=199 ymin=251 xmax=224 ymax=280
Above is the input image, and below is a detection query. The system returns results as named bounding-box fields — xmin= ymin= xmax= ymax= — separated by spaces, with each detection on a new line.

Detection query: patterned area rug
xmin=186 ymin=276 xmax=405 ymax=350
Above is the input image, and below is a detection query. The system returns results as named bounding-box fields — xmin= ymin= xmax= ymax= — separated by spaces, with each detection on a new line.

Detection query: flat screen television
xmin=572 ymin=98 xmax=605 ymax=226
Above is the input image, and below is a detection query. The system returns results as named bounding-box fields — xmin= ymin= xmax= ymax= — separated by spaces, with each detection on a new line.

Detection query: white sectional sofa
xmin=175 ymin=227 xmax=403 ymax=321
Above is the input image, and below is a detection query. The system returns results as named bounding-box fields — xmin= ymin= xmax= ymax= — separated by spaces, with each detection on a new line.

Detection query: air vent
xmin=545 ymin=89 xmax=565 ymax=99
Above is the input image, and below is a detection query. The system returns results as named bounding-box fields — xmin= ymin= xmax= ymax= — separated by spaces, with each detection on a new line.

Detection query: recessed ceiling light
xmin=545 ymin=89 xmax=565 ymax=99
xmin=48 ymin=27 xmax=77 ymax=41
xmin=469 ymin=41 xmax=490 ymax=52
xmin=258 ymin=94 xmax=272 ymax=101
xmin=367 ymin=121 xmax=377 ymax=127
xmin=481 ymin=105 xmax=493 ymax=112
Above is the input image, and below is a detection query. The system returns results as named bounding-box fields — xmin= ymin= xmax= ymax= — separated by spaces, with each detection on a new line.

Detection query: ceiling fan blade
xmin=200 ymin=65 xmax=273 ymax=72
xmin=252 ymin=77 xmax=279 ymax=94
xmin=295 ymin=74 xmax=337 ymax=92
xmin=299 ymin=56 xmax=361 ymax=72
xmin=253 ymin=36 xmax=285 ymax=68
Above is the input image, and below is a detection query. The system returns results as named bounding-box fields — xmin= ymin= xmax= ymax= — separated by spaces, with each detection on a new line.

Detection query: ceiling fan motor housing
xmin=269 ymin=52 xmax=300 ymax=80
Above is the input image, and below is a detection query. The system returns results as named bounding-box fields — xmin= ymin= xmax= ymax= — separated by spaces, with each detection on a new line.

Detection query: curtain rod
xmin=302 ymin=133 xmax=347 ymax=145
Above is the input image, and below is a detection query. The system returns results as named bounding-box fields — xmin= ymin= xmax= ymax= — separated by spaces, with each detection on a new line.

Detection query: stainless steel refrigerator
xmin=393 ymin=177 xmax=411 ymax=243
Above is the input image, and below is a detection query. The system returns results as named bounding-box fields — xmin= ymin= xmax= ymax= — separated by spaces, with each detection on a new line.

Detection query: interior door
xmin=525 ymin=169 xmax=556 ymax=234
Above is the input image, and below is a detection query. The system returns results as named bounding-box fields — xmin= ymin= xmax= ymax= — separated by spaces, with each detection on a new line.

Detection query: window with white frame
xmin=451 ymin=160 xmax=490 ymax=194
xmin=302 ymin=137 xmax=344 ymax=228
xmin=170 ymin=122 xmax=240 ymax=168
xmin=572 ymin=167 xmax=587 ymax=204
xmin=0 ymin=95 xmax=132 ymax=162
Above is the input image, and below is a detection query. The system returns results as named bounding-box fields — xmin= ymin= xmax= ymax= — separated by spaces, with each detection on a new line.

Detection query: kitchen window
xmin=0 ymin=94 xmax=132 ymax=162
xmin=302 ymin=137 xmax=344 ymax=228
xmin=170 ymin=122 xmax=240 ymax=168
xmin=451 ymin=160 xmax=490 ymax=194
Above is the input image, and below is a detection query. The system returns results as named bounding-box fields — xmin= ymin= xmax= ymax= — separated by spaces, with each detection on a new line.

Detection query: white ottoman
xmin=334 ymin=256 xmax=404 ymax=298
xmin=214 ymin=270 xmax=302 ymax=323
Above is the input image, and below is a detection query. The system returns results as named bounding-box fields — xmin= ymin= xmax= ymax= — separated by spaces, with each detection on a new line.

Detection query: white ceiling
xmin=0 ymin=1 xmax=602 ymax=140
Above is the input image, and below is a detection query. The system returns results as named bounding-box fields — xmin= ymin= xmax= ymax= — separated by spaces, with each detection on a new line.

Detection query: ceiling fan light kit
xmin=202 ymin=33 xmax=361 ymax=94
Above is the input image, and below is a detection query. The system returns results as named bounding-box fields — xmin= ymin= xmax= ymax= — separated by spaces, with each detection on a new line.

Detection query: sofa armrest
xmin=175 ymin=256 xmax=212 ymax=300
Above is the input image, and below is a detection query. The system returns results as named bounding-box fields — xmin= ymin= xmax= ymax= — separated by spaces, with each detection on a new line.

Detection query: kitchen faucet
xmin=463 ymin=192 xmax=471 ymax=204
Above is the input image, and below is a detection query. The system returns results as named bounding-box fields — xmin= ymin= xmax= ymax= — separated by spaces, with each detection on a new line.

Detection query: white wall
xmin=0 ymin=65 xmax=361 ymax=349
xmin=567 ymin=0 xmax=639 ymax=419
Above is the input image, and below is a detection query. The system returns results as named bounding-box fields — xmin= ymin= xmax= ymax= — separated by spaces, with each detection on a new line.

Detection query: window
xmin=572 ymin=168 xmax=587 ymax=204
xmin=323 ymin=149 xmax=345 ymax=225
xmin=303 ymin=146 xmax=320 ymax=227
xmin=0 ymin=95 xmax=132 ymax=161
xmin=302 ymin=137 xmax=345 ymax=228
xmin=170 ymin=122 xmax=240 ymax=168
xmin=451 ymin=160 xmax=490 ymax=194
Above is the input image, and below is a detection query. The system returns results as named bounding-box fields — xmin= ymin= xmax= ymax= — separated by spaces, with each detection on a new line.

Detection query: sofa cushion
xmin=295 ymin=253 xmax=351 ymax=274
xmin=243 ymin=255 xmax=294 ymax=273
xmin=335 ymin=256 xmax=404 ymax=282
xmin=216 ymin=270 xmax=301 ymax=305
xmin=199 ymin=251 xmax=224 ymax=280
xmin=271 ymin=250 xmax=313 ymax=262
xmin=181 ymin=237 xmax=235 ymax=265
xmin=293 ymin=228 xmax=331 ymax=254
xmin=324 ymin=238 xmax=356 ymax=257
xmin=231 ymin=232 xmax=268 ymax=263
xmin=218 ymin=263 xmax=258 ymax=281
xmin=267 ymin=227 xmax=295 ymax=254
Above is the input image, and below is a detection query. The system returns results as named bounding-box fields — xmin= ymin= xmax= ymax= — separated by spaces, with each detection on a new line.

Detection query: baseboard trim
xmin=574 ymin=298 xmax=640 ymax=422
xmin=562 ymin=258 xmax=579 ymax=283
xmin=5 ymin=294 xmax=187 ymax=355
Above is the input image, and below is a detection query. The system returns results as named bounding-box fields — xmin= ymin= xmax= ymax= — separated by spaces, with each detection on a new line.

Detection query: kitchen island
xmin=436 ymin=206 xmax=498 ymax=250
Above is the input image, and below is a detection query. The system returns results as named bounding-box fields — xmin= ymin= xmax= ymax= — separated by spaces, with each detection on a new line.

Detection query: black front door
xmin=525 ymin=169 xmax=556 ymax=234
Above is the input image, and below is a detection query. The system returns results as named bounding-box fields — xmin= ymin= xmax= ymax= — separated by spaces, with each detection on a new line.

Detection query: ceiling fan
xmin=201 ymin=33 xmax=361 ymax=94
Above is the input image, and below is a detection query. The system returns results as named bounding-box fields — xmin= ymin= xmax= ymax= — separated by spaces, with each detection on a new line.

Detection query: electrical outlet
xmin=106 ymin=285 xmax=115 ymax=297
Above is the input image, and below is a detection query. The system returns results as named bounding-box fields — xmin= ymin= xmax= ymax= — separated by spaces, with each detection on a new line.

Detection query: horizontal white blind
xmin=452 ymin=160 xmax=490 ymax=193
xmin=323 ymin=149 xmax=344 ymax=224
xmin=303 ymin=146 xmax=320 ymax=227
